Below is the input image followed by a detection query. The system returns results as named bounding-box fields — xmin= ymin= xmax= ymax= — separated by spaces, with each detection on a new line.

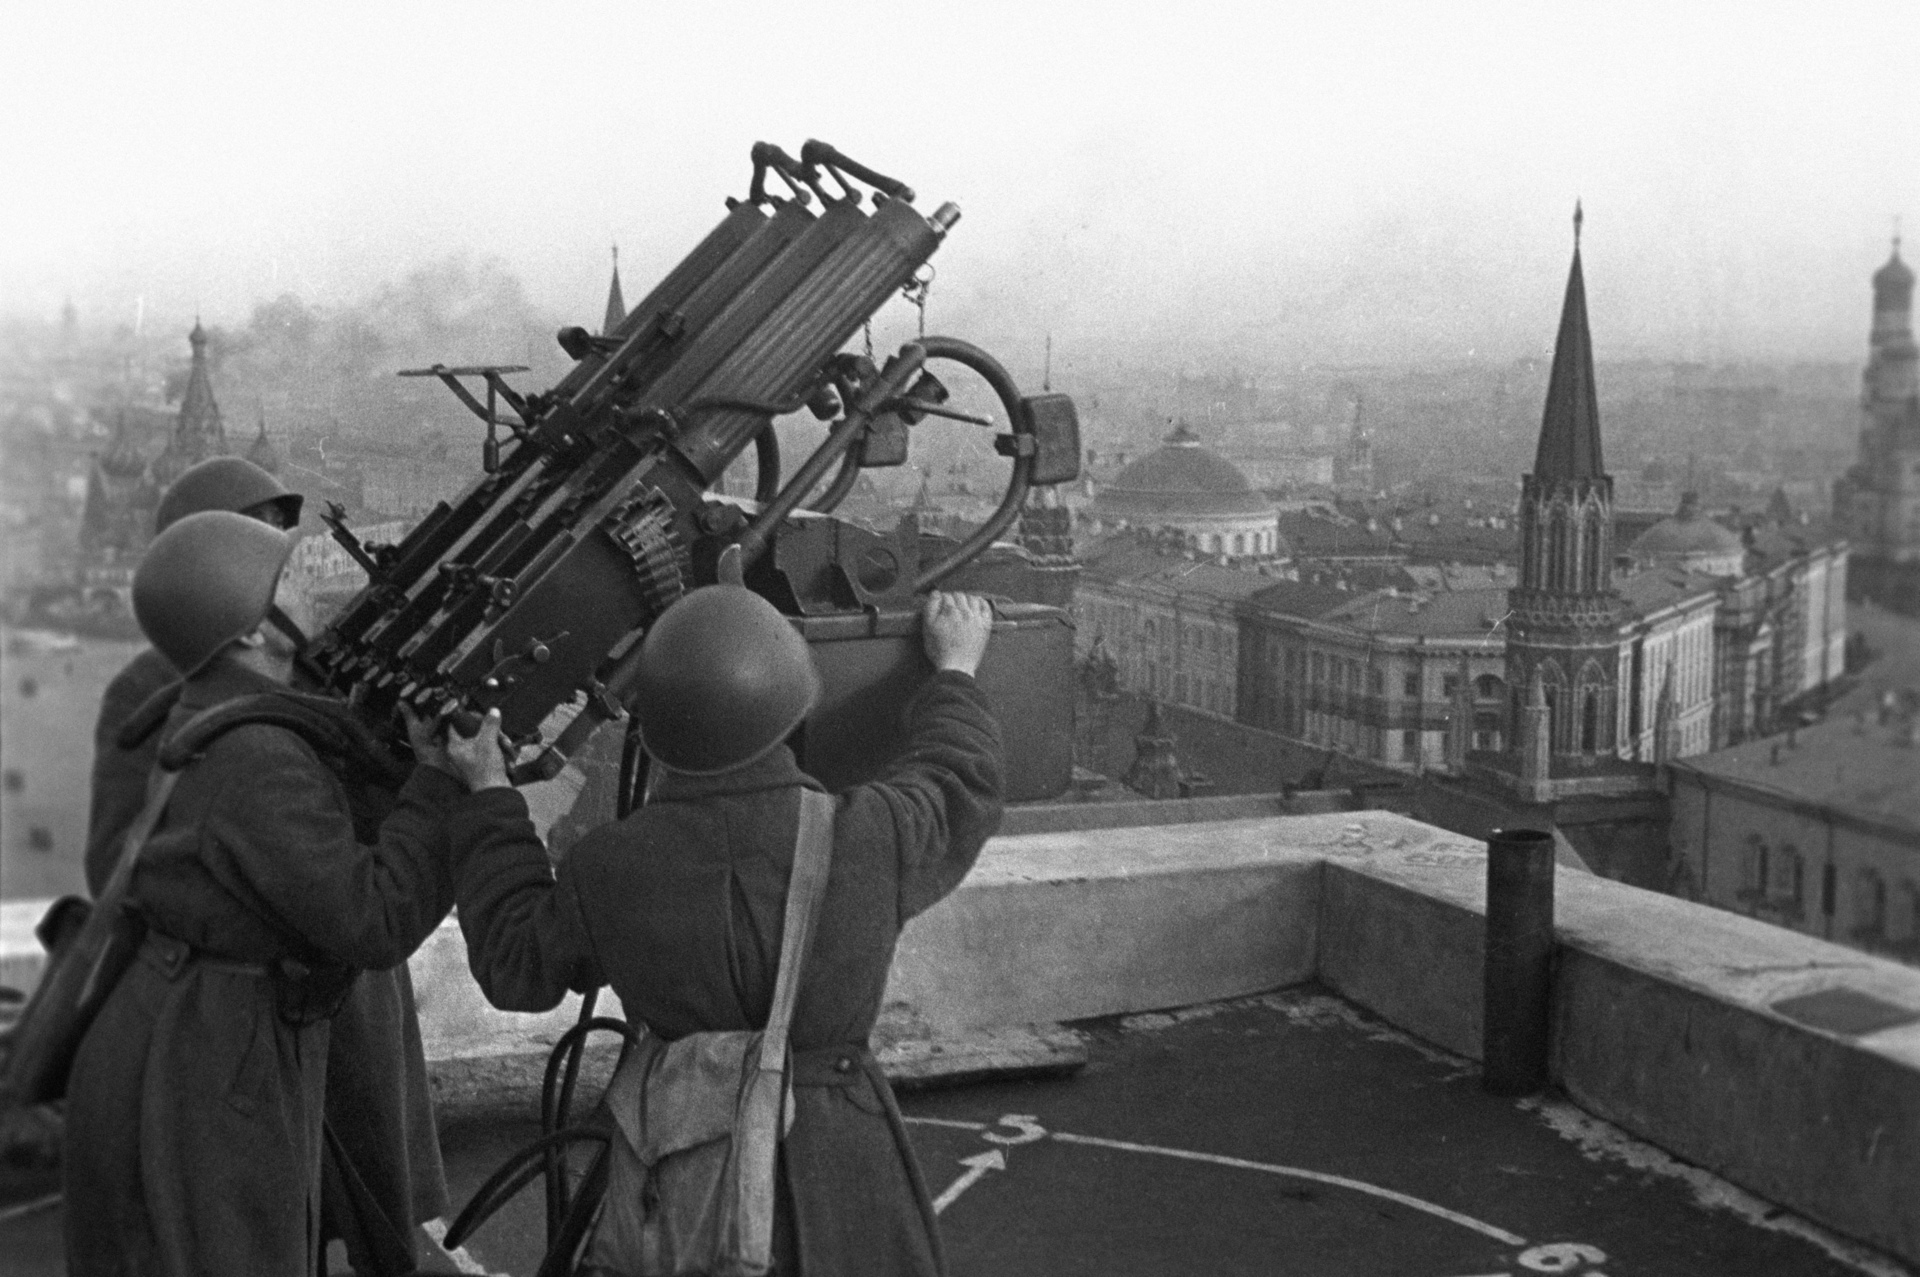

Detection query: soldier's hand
xmin=400 ymin=706 xmax=456 ymax=779
xmin=922 ymin=591 xmax=993 ymax=677
xmin=445 ymin=709 xmax=514 ymax=792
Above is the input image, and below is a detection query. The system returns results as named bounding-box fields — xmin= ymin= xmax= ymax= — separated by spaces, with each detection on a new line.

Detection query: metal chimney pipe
xmin=1483 ymin=827 xmax=1556 ymax=1096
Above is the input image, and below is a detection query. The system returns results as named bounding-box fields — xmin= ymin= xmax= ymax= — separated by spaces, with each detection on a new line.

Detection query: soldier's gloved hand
xmin=922 ymin=591 xmax=993 ymax=677
xmin=401 ymin=705 xmax=457 ymax=779
xmin=445 ymin=709 xmax=514 ymax=793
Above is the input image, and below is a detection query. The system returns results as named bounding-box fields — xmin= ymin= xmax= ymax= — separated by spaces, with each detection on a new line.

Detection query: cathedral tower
xmin=1504 ymin=205 xmax=1623 ymax=775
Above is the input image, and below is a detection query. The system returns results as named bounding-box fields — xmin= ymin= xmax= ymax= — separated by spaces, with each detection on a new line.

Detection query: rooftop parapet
xmin=4 ymin=809 xmax=1917 ymax=1266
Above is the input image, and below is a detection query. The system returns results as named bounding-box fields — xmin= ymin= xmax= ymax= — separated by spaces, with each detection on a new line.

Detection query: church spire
xmin=151 ymin=321 xmax=229 ymax=486
xmin=602 ymin=244 xmax=627 ymax=336
xmin=1533 ymin=204 xmax=1604 ymax=480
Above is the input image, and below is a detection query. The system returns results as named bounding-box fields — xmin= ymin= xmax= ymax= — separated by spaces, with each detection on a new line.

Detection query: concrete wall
xmin=7 ymin=808 xmax=1919 ymax=1263
xmin=1308 ymin=825 xmax=1920 ymax=1266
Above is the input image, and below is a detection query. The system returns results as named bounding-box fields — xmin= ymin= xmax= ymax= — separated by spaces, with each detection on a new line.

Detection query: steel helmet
xmin=155 ymin=456 xmax=304 ymax=534
xmin=630 ymin=585 xmax=820 ymax=774
xmin=133 ymin=510 xmax=296 ymax=678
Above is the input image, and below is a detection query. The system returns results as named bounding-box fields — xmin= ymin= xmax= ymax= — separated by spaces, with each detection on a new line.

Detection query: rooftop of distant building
xmin=1095 ymin=423 xmax=1275 ymax=519
xmin=1672 ymin=709 xmax=1920 ymax=840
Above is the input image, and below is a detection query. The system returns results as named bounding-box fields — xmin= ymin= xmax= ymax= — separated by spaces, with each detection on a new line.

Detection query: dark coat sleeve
xmin=862 ymin=669 xmax=1005 ymax=923
xmin=194 ymin=724 xmax=468 ymax=970
xmin=447 ymin=789 xmax=605 ymax=1012
xmin=84 ymin=649 xmax=175 ymax=896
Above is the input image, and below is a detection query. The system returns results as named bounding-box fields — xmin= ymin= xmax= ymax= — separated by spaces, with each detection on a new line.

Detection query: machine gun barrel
xmin=302 ymin=142 xmax=1079 ymax=796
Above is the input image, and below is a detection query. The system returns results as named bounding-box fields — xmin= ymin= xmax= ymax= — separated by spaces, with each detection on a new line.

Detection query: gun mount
xmin=301 ymin=142 xmax=1082 ymax=798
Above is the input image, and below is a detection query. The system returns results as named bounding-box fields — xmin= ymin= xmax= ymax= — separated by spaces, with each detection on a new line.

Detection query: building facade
xmin=1668 ymin=709 xmax=1920 ymax=966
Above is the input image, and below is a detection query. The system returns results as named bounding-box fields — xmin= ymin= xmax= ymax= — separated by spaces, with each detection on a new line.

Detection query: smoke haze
xmin=6 ymin=1 xmax=1917 ymax=374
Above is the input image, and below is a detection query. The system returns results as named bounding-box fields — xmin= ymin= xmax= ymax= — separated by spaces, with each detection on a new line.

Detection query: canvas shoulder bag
xmin=580 ymin=787 xmax=836 ymax=1277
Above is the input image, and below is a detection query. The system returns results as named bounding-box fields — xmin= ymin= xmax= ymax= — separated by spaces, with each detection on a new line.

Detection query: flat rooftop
xmin=2 ymin=986 xmax=1900 ymax=1276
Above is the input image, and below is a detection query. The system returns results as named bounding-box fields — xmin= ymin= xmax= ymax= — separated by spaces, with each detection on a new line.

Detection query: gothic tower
xmin=1837 ymin=231 xmax=1920 ymax=611
xmin=1504 ymin=205 xmax=1623 ymax=775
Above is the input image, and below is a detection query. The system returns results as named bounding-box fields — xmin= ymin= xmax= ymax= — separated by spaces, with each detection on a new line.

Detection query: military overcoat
xmin=450 ymin=670 xmax=1004 ymax=1277
xmin=63 ymin=659 xmax=518 ymax=1277
xmin=84 ymin=646 xmax=455 ymax=1263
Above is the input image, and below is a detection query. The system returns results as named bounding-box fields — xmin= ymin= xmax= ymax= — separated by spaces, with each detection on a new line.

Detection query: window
xmin=1402 ymin=729 xmax=1420 ymax=761
xmin=1368 ymin=668 xmax=1384 ymax=694
xmin=1476 ymin=674 xmax=1504 ymax=701
xmin=1404 ymin=672 xmax=1421 ymax=699
xmin=1743 ymin=835 xmax=1768 ymax=899
xmin=1442 ymin=674 xmax=1460 ymax=699
xmin=1581 ymin=690 xmax=1598 ymax=753
xmin=1775 ymin=844 xmax=1803 ymax=905
xmin=1855 ymin=869 xmax=1887 ymax=939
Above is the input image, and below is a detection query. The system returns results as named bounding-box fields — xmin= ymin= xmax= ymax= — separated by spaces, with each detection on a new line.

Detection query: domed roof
xmin=1874 ymin=243 xmax=1913 ymax=296
xmin=1096 ymin=423 xmax=1273 ymax=519
xmin=1630 ymin=493 xmax=1744 ymax=568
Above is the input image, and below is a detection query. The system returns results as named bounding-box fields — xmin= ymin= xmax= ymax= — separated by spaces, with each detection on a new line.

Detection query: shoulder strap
xmin=756 ymin=789 xmax=836 ymax=1074
xmin=156 ymin=691 xmax=408 ymax=786
xmin=99 ymin=696 xmax=308 ymax=906
xmin=114 ymin=678 xmax=183 ymax=751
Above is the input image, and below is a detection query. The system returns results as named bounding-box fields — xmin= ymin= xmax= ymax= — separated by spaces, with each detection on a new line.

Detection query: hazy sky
xmin=7 ymin=1 xmax=1917 ymax=372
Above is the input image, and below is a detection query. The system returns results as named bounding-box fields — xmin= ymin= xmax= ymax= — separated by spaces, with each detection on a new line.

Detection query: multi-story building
xmin=1668 ymin=706 xmax=1920 ymax=965
xmin=1075 ymin=534 xmax=1276 ymax=718
xmin=1077 ymin=532 xmax=1512 ymax=773
xmin=1239 ymin=584 xmax=1512 ymax=770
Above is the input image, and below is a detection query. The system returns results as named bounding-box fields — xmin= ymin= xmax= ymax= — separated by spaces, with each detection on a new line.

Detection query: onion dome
xmin=1095 ymin=422 xmax=1273 ymax=518
xmin=1629 ymin=492 xmax=1745 ymax=575
xmin=1874 ymin=241 xmax=1914 ymax=298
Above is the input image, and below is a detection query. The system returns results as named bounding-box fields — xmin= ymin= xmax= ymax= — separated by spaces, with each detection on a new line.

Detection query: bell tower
xmin=1837 ymin=227 xmax=1920 ymax=610
xmin=1504 ymin=204 xmax=1623 ymax=772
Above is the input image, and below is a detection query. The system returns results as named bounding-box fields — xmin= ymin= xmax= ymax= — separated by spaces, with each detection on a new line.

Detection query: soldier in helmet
xmin=83 ymin=459 xmax=453 ymax=1275
xmin=441 ymin=587 xmax=1005 ymax=1277
xmin=62 ymin=511 xmax=520 ymax=1277
xmin=86 ymin=455 xmax=303 ymax=893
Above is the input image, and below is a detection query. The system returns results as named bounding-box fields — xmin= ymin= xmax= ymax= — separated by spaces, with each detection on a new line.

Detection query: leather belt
xmin=140 ymin=929 xmax=274 ymax=981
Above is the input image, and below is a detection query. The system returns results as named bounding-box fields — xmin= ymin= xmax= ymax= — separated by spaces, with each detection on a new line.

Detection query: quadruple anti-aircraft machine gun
xmin=304 ymin=142 xmax=1080 ymax=801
